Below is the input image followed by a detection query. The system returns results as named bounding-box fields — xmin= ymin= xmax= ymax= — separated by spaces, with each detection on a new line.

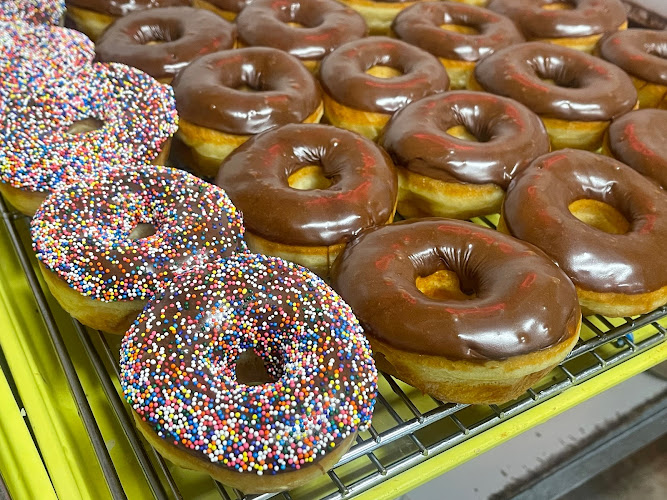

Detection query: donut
xmin=500 ymin=149 xmax=667 ymax=317
xmin=471 ymin=41 xmax=637 ymax=151
xmin=604 ymin=109 xmax=667 ymax=189
xmin=31 ymin=164 xmax=245 ymax=335
xmin=236 ymin=0 xmax=367 ymax=73
xmin=65 ymin=0 xmax=190 ymax=41
xmin=379 ymin=91 xmax=550 ymax=219
xmin=0 ymin=62 xmax=178 ymax=216
xmin=0 ymin=21 xmax=95 ymax=83
xmin=331 ymin=218 xmax=581 ymax=404
xmin=192 ymin=0 xmax=248 ymax=20
xmin=216 ymin=123 xmax=398 ymax=278
xmin=487 ymin=0 xmax=627 ymax=53
xmin=598 ymin=29 xmax=667 ymax=109
xmin=171 ymin=48 xmax=323 ymax=177
xmin=95 ymin=7 xmax=236 ymax=84
xmin=120 ymin=252 xmax=377 ymax=492
xmin=0 ymin=0 xmax=66 ymax=25
xmin=319 ymin=36 xmax=449 ymax=140
xmin=391 ymin=1 xmax=523 ymax=90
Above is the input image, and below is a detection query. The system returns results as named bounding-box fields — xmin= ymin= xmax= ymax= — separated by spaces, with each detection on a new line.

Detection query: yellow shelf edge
xmin=359 ymin=341 xmax=667 ymax=500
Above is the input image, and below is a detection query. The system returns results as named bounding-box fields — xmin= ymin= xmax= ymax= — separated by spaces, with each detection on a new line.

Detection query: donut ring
xmin=121 ymin=253 xmax=377 ymax=492
xmin=236 ymin=0 xmax=367 ymax=72
xmin=472 ymin=42 xmax=637 ymax=150
xmin=0 ymin=0 xmax=65 ymax=25
xmin=380 ymin=90 xmax=550 ymax=219
xmin=31 ymin=164 xmax=244 ymax=334
xmin=95 ymin=7 xmax=237 ymax=84
xmin=391 ymin=1 xmax=523 ymax=89
xmin=319 ymin=36 xmax=449 ymax=139
xmin=216 ymin=123 xmax=397 ymax=277
xmin=172 ymin=47 xmax=323 ymax=176
xmin=0 ymin=62 xmax=178 ymax=216
xmin=605 ymin=109 xmax=667 ymax=189
xmin=487 ymin=0 xmax=627 ymax=53
xmin=501 ymin=149 xmax=667 ymax=317
xmin=598 ymin=29 xmax=667 ymax=109
xmin=332 ymin=218 xmax=581 ymax=404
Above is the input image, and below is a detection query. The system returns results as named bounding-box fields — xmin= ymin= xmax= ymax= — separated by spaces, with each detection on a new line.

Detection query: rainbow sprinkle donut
xmin=31 ymin=164 xmax=244 ymax=335
xmin=0 ymin=21 xmax=94 ymax=83
xmin=0 ymin=0 xmax=66 ymax=25
xmin=120 ymin=253 xmax=377 ymax=493
xmin=0 ymin=62 xmax=178 ymax=215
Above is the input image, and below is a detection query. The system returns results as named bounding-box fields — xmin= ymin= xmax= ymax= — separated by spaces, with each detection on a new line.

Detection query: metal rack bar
xmin=0 ymin=198 xmax=127 ymax=500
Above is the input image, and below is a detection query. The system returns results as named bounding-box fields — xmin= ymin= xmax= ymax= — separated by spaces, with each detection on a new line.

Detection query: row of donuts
xmin=0 ymin=13 xmax=381 ymax=494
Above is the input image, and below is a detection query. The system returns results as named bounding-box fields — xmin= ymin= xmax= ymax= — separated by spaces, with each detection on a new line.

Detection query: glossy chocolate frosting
xmin=608 ymin=109 xmax=667 ymax=189
xmin=171 ymin=48 xmax=321 ymax=135
xmin=236 ymin=0 xmax=367 ymax=61
xmin=380 ymin=91 xmax=550 ymax=188
xmin=392 ymin=1 xmax=523 ymax=62
xmin=487 ymin=0 xmax=626 ymax=39
xmin=503 ymin=149 xmax=667 ymax=294
xmin=66 ymin=0 xmax=190 ymax=16
xmin=474 ymin=42 xmax=637 ymax=121
xmin=216 ymin=123 xmax=398 ymax=246
xmin=599 ymin=29 xmax=667 ymax=86
xmin=331 ymin=219 xmax=581 ymax=360
xmin=319 ymin=36 xmax=449 ymax=114
xmin=96 ymin=7 xmax=236 ymax=81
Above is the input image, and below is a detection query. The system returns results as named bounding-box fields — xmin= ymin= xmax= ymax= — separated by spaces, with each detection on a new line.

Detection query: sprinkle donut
xmin=0 ymin=62 xmax=178 ymax=216
xmin=0 ymin=0 xmax=66 ymax=25
xmin=120 ymin=253 xmax=377 ymax=492
xmin=31 ymin=164 xmax=245 ymax=335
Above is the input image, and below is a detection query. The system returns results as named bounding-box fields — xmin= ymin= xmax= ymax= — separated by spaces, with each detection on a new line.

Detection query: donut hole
xmin=366 ymin=65 xmax=403 ymax=79
xmin=133 ymin=23 xmax=182 ymax=45
xmin=540 ymin=1 xmax=575 ymax=10
xmin=568 ymin=199 xmax=631 ymax=235
xmin=235 ymin=349 xmax=278 ymax=386
xmin=439 ymin=24 xmax=479 ymax=35
xmin=66 ymin=117 xmax=104 ymax=135
xmin=288 ymin=165 xmax=334 ymax=190
xmin=129 ymin=223 xmax=157 ymax=240
xmin=416 ymin=269 xmax=476 ymax=300
xmin=446 ymin=125 xmax=480 ymax=142
xmin=531 ymin=59 xmax=580 ymax=89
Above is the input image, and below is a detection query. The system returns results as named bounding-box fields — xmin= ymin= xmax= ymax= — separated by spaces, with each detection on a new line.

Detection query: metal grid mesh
xmin=0 ymin=198 xmax=665 ymax=500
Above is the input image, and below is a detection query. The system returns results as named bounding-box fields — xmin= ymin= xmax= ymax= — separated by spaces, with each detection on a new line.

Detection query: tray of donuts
xmin=1 ymin=0 xmax=667 ymax=498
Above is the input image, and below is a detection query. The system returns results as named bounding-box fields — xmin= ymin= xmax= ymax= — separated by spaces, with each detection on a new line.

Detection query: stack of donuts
xmin=2 ymin=0 xmax=667 ymax=494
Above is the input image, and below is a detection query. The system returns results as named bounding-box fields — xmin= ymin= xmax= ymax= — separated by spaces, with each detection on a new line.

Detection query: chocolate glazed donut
xmin=598 ymin=29 xmax=667 ymax=109
xmin=502 ymin=149 xmax=667 ymax=317
xmin=472 ymin=41 xmax=637 ymax=150
xmin=236 ymin=0 xmax=367 ymax=72
xmin=391 ymin=1 xmax=523 ymax=89
xmin=331 ymin=219 xmax=581 ymax=404
xmin=380 ymin=91 xmax=550 ymax=219
xmin=96 ymin=7 xmax=236 ymax=83
xmin=216 ymin=123 xmax=397 ymax=277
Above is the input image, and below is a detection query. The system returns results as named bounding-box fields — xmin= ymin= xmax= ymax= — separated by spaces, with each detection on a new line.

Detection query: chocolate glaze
xmin=95 ymin=7 xmax=236 ymax=81
xmin=487 ymin=0 xmax=626 ymax=39
xmin=203 ymin=0 xmax=248 ymax=12
xmin=236 ymin=0 xmax=367 ymax=61
xmin=380 ymin=91 xmax=550 ymax=188
xmin=66 ymin=0 xmax=190 ymax=16
xmin=599 ymin=29 xmax=667 ymax=86
xmin=331 ymin=219 xmax=581 ymax=360
xmin=392 ymin=1 xmax=523 ymax=62
xmin=319 ymin=36 xmax=449 ymax=114
xmin=608 ymin=109 xmax=667 ymax=189
xmin=474 ymin=42 xmax=637 ymax=121
xmin=216 ymin=123 xmax=398 ymax=246
xmin=171 ymin=48 xmax=321 ymax=135
xmin=503 ymin=149 xmax=667 ymax=294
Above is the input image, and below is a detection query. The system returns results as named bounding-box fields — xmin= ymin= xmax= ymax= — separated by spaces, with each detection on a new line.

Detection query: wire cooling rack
xmin=0 ymin=194 xmax=665 ymax=500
